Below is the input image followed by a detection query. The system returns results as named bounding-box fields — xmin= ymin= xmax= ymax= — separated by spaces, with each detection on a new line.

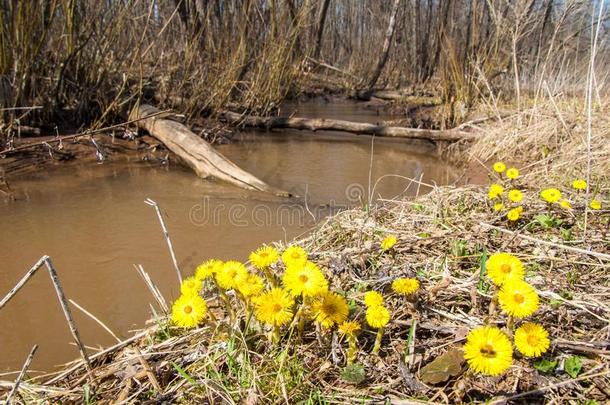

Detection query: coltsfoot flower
xmin=254 ymin=288 xmax=294 ymax=327
xmin=196 ymin=259 xmax=223 ymax=281
xmin=281 ymin=245 xmax=308 ymax=267
xmin=364 ymin=291 xmax=384 ymax=307
xmin=572 ymin=179 xmax=587 ymax=190
xmin=463 ymin=326 xmax=513 ymax=375
xmin=249 ymin=245 xmax=279 ymax=269
xmin=493 ymin=162 xmax=506 ymax=173
xmin=311 ymin=291 xmax=349 ymax=328
xmin=488 ymin=183 xmax=504 ymax=199
xmin=486 ymin=252 xmax=524 ymax=286
xmin=180 ymin=276 xmax=203 ymax=296
xmin=508 ymin=189 xmax=523 ymax=203
xmin=338 ymin=320 xmax=361 ymax=336
xmin=365 ymin=305 xmax=390 ymax=329
xmin=381 ymin=235 xmax=397 ymax=251
xmin=498 ymin=280 xmax=539 ymax=318
xmin=540 ymin=188 xmax=562 ymax=203
xmin=283 ymin=261 xmax=328 ymax=297
xmin=216 ymin=261 xmax=248 ymax=290
xmin=172 ymin=294 xmax=208 ymax=328
xmin=514 ymin=322 xmax=550 ymax=357
xmin=506 ymin=168 xmax=520 ymax=179
xmin=391 ymin=278 xmax=420 ymax=295
xmin=507 ymin=207 xmax=522 ymax=221
xmin=237 ymin=272 xmax=265 ymax=298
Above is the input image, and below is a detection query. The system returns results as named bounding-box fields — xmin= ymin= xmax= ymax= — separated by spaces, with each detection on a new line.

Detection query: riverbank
xmin=1 ymin=98 xmax=608 ymax=403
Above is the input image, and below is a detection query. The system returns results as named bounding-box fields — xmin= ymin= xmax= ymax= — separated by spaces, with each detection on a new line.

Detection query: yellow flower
xmin=237 ymin=272 xmax=265 ymax=298
xmin=507 ymin=207 xmax=521 ymax=221
xmin=283 ymin=261 xmax=328 ymax=297
xmin=364 ymin=291 xmax=384 ymax=307
xmin=180 ymin=276 xmax=202 ymax=296
xmin=590 ymin=199 xmax=602 ymax=210
xmin=494 ymin=202 xmax=504 ymax=212
xmin=254 ymin=288 xmax=294 ymax=327
xmin=506 ymin=168 xmax=520 ymax=179
xmin=195 ymin=259 xmax=223 ymax=281
xmin=381 ymin=235 xmax=397 ymax=251
xmin=572 ymin=179 xmax=587 ymax=190
xmin=493 ymin=161 xmax=506 ymax=173
xmin=540 ymin=188 xmax=562 ymax=203
xmin=311 ymin=291 xmax=349 ymax=328
xmin=463 ymin=326 xmax=513 ymax=376
xmin=172 ymin=294 xmax=208 ymax=328
xmin=486 ymin=252 xmax=524 ymax=286
xmin=498 ymin=280 xmax=539 ymax=318
xmin=514 ymin=322 xmax=550 ymax=358
xmin=365 ymin=305 xmax=390 ymax=329
xmin=508 ymin=189 xmax=523 ymax=203
xmin=391 ymin=278 xmax=419 ymax=295
xmin=249 ymin=245 xmax=279 ymax=270
xmin=216 ymin=261 xmax=248 ymax=290
xmin=559 ymin=199 xmax=572 ymax=210
xmin=338 ymin=321 xmax=361 ymax=336
xmin=281 ymin=245 xmax=308 ymax=267
xmin=488 ymin=183 xmax=504 ymax=199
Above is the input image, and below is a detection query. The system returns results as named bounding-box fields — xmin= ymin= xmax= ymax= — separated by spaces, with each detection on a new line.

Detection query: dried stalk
xmin=134 ymin=264 xmax=169 ymax=314
xmin=5 ymin=344 xmax=38 ymax=404
xmin=144 ymin=198 xmax=183 ymax=284
xmin=0 ymin=255 xmax=91 ymax=372
xmin=43 ymin=257 xmax=92 ymax=372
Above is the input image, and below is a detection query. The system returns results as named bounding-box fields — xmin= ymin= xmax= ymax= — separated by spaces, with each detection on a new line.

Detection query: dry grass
xmin=467 ymin=98 xmax=610 ymax=181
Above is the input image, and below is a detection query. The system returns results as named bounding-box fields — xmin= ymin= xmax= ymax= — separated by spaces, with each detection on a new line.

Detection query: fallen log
xmin=220 ymin=111 xmax=475 ymax=143
xmin=131 ymin=105 xmax=291 ymax=197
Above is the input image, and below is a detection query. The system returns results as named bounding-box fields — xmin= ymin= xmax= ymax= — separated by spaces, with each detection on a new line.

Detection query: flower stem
xmin=262 ymin=267 xmax=277 ymax=287
xmin=272 ymin=325 xmax=281 ymax=344
xmin=372 ymin=327 xmax=384 ymax=355
xmin=347 ymin=336 xmax=358 ymax=365
xmin=218 ymin=289 xmax=235 ymax=323
xmin=506 ymin=315 xmax=515 ymax=337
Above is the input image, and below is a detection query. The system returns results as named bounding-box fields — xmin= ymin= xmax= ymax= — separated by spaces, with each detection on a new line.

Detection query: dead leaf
xmin=418 ymin=347 xmax=464 ymax=385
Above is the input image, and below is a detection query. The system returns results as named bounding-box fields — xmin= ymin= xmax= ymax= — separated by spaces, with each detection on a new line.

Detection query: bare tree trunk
xmin=313 ymin=0 xmax=331 ymax=60
xmin=364 ymin=0 xmax=401 ymax=90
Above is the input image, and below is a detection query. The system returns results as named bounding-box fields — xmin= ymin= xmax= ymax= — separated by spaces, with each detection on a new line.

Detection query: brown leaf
xmin=418 ymin=347 xmax=464 ymax=385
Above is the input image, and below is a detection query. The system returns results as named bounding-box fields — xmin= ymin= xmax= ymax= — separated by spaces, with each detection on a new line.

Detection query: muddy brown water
xmin=0 ymin=100 xmax=458 ymax=373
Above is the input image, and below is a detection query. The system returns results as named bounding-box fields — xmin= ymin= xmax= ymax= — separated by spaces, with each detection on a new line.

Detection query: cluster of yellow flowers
xmin=463 ymin=253 xmax=550 ymax=376
xmin=171 ymin=238 xmax=421 ymax=362
xmin=488 ymin=162 xmax=604 ymax=221
xmin=488 ymin=162 xmax=524 ymax=221
xmin=540 ymin=179 xmax=602 ymax=210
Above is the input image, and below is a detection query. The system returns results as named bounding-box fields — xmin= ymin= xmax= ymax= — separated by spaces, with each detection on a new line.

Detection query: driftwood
xmin=221 ymin=111 xmax=475 ymax=143
xmin=131 ymin=105 xmax=291 ymax=197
